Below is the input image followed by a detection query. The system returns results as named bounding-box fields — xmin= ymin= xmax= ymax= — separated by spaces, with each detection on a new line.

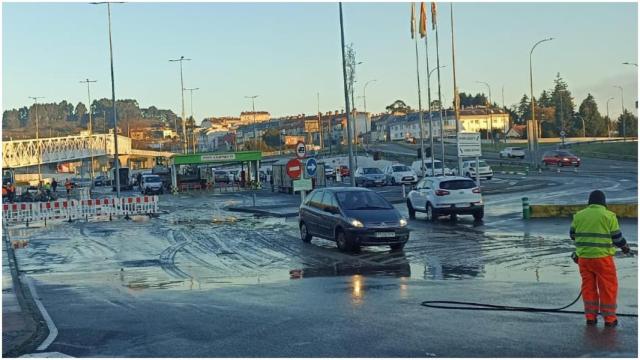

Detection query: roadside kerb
xmin=529 ymin=204 xmax=637 ymax=218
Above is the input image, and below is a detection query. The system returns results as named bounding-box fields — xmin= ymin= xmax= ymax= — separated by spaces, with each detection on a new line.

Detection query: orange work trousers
xmin=578 ymin=256 xmax=618 ymax=323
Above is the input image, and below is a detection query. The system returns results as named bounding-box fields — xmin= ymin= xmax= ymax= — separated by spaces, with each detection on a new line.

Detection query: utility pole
xmin=450 ymin=3 xmax=462 ymax=175
xmin=29 ymin=96 xmax=44 ymax=182
xmin=169 ymin=55 xmax=191 ymax=153
xmin=245 ymin=95 xmax=259 ymax=151
xmin=317 ymin=92 xmax=323 ymax=150
xmin=184 ymin=87 xmax=199 ymax=153
xmin=80 ymin=78 xmax=97 ymax=183
xmin=339 ymin=2 xmax=355 ymax=187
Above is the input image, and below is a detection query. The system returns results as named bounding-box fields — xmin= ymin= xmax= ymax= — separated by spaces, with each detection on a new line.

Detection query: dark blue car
xmin=299 ymin=187 xmax=410 ymax=252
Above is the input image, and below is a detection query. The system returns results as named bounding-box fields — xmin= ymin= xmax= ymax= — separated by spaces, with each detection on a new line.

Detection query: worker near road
xmin=65 ymin=178 xmax=73 ymax=196
xmin=570 ymin=190 xmax=630 ymax=327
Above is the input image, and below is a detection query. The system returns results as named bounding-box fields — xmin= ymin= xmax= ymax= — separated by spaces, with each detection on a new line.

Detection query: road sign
xmin=296 ymin=141 xmax=306 ymax=159
xmin=457 ymin=132 xmax=482 ymax=157
xmin=305 ymin=158 xmax=317 ymax=177
xmin=304 ymin=120 xmax=319 ymax=133
xmin=293 ymin=178 xmax=312 ymax=192
xmin=560 ymin=130 xmax=566 ymax=137
xmin=286 ymin=158 xmax=302 ymax=179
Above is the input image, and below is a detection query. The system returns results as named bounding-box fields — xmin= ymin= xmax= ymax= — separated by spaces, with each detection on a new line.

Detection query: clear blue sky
xmin=2 ymin=2 xmax=638 ymax=122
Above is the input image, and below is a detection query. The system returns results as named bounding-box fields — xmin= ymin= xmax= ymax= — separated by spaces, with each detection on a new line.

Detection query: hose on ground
xmin=421 ymin=291 xmax=638 ymax=317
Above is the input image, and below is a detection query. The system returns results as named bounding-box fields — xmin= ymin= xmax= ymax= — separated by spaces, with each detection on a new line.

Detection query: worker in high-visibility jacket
xmin=570 ymin=190 xmax=630 ymax=327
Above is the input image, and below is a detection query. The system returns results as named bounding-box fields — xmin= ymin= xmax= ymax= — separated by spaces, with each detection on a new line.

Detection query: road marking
xmin=23 ymin=275 xmax=58 ymax=351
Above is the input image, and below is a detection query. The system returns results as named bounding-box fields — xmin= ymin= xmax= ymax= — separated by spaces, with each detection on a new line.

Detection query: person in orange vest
xmin=570 ymin=190 xmax=630 ymax=327
xmin=65 ymin=178 xmax=73 ymax=196
xmin=7 ymin=182 xmax=16 ymax=203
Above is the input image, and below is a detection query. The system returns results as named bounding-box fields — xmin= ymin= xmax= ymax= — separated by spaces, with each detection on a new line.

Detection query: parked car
xmin=214 ymin=170 xmax=231 ymax=183
xmin=542 ymin=150 xmax=581 ymax=167
xmin=383 ymin=164 xmax=418 ymax=185
xmin=462 ymin=160 xmax=493 ymax=180
xmin=411 ymin=159 xmax=453 ymax=177
xmin=499 ymin=147 xmax=526 ymax=159
xmin=94 ymin=175 xmax=108 ymax=186
xmin=140 ymin=174 xmax=164 ymax=195
xmin=407 ymin=176 xmax=483 ymax=221
xmin=71 ymin=177 xmax=92 ymax=188
xmin=354 ymin=167 xmax=386 ymax=187
xmin=299 ymin=187 xmax=410 ymax=252
xmin=324 ymin=166 xmax=335 ymax=178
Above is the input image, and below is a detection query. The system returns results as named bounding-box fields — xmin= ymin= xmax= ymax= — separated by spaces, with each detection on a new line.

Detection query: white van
xmin=411 ymin=159 xmax=453 ymax=177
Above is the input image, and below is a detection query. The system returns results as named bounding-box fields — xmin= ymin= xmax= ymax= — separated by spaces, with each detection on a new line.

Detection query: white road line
xmin=22 ymin=275 xmax=58 ymax=351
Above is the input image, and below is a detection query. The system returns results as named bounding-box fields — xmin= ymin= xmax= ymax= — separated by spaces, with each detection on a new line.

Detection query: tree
xmin=578 ymin=94 xmax=606 ymax=136
xmin=616 ymin=110 xmax=638 ymax=137
xmin=517 ymin=94 xmax=532 ymax=122
xmin=18 ymin=107 xmax=30 ymax=128
xmin=385 ymin=100 xmax=412 ymax=114
xmin=551 ymin=73 xmax=575 ymax=136
xmin=262 ymin=128 xmax=281 ymax=148
xmin=538 ymin=90 xmax=553 ymax=108
xmin=75 ymin=102 xmax=88 ymax=127
xmin=458 ymin=92 xmax=488 ymax=108
xmin=2 ymin=109 xmax=20 ymax=129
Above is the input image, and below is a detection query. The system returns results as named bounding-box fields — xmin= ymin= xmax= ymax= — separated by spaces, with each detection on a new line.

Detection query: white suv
xmin=140 ymin=174 xmax=164 ymax=195
xmin=383 ymin=164 xmax=418 ymax=185
xmin=407 ymin=176 xmax=483 ymax=221
xmin=499 ymin=147 xmax=526 ymax=159
xmin=462 ymin=160 xmax=493 ymax=180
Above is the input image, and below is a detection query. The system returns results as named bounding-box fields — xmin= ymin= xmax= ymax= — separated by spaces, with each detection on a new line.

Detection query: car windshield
xmin=468 ymin=161 xmax=488 ymax=168
xmin=144 ymin=176 xmax=161 ymax=182
xmin=362 ymin=168 xmax=382 ymax=174
xmin=556 ymin=151 xmax=573 ymax=156
xmin=335 ymin=191 xmax=393 ymax=210
xmin=440 ymin=179 xmax=476 ymax=190
xmin=425 ymin=162 xmax=443 ymax=169
xmin=215 ymin=171 xmax=227 ymax=175
xmin=511 ymin=147 xmax=523 ymax=151
xmin=392 ymin=165 xmax=411 ymax=172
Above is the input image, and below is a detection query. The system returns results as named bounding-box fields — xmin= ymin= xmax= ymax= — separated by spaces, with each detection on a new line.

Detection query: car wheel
xmin=426 ymin=203 xmax=437 ymax=222
xmin=391 ymin=177 xmax=396 ymax=185
xmin=407 ymin=199 xmax=416 ymax=220
xmin=465 ymin=172 xmax=471 ymax=178
xmin=450 ymin=213 xmax=457 ymax=221
xmin=300 ymin=222 xmax=312 ymax=243
xmin=336 ymin=230 xmax=351 ymax=252
xmin=487 ymin=176 xmax=492 ymax=180
xmin=390 ymin=243 xmax=405 ymax=251
xmin=473 ymin=209 xmax=484 ymax=221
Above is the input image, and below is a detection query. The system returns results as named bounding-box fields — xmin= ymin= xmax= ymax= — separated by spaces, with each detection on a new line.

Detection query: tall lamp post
xmin=29 ymin=96 xmax=44 ymax=182
xmin=362 ymin=79 xmax=376 ymax=148
xmin=169 ymin=55 xmax=191 ymax=153
xmin=93 ymin=1 xmax=123 ymax=197
xmin=428 ymin=65 xmax=447 ymax=168
xmin=184 ymin=87 xmax=199 ymax=153
xmin=606 ymin=97 xmax=614 ymax=138
xmin=475 ymin=81 xmax=493 ymax=143
xmin=614 ymin=85 xmax=625 ymax=140
xmin=529 ymin=37 xmax=554 ymax=167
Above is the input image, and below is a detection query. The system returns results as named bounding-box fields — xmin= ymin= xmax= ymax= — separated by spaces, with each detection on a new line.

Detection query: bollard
xmin=402 ymin=184 xmax=406 ymax=198
xmin=522 ymin=197 xmax=530 ymax=219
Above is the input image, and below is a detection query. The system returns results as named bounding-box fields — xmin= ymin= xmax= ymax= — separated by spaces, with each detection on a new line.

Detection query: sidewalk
xmin=2 ymin=229 xmax=44 ymax=357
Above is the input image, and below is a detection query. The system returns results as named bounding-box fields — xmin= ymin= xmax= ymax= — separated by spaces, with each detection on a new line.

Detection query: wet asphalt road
xmin=6 ymin=159 xmax=638 ymax=357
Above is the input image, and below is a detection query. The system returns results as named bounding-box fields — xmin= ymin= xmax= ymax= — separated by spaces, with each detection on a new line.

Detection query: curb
xmin=529 ymin=204 xmax=637 ymax=218
xmin=2 ymin=227 xmax=50 ymax=357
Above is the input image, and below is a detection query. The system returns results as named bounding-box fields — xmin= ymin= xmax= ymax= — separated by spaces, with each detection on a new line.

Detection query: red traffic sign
xmin=286 ymin=158 xmax=302 ymax=179
xmin=296 ymin=141 xmax=306 ymax=159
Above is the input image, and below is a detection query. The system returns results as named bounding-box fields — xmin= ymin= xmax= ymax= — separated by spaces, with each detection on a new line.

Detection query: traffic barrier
xmin=529 ymin=203 xmax=637 ymax=219
xmin=2 ymin=195 xmax=159 ymax=225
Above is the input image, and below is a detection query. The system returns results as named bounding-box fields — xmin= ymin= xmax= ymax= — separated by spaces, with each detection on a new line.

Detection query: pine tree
xmin=517 ymin=94 xmax=531 ymax=121
xmin=578 ymin=94 xmax=606 ymax=136
xmin=617 ymin=110 xmax=638 ymax=137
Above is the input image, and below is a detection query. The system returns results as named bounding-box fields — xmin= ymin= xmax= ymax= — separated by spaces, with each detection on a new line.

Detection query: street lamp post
xmin=339 ymin=2 xmax=355 ymax=187
xmin=428 ymin=65 xmax=447 ymax=170
xmin=80 ymin=79 xmax=97 ymax=184
xmin=476 ymin=81 xmax=493 ymax=143
xmin=169 ymin=55 xmax=191 ymax=153
xmin=606 ymin=97 xmax=614 ymax=138
xmin=614 ymin=85 xmax=625 ymax=140
xmin=29 ymin=96 xmax=44 ymax=182
xmin=529 ymin=37 xmax=554 ymax=167
xmin=362 ymin=79 xmax=376 ymax=149
xmin=245 ymin=95 xmax=259 ymax=151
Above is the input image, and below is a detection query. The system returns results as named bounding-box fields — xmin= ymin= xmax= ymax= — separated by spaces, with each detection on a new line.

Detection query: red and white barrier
xmin=2 ymin=195 xmax=159 ymax=224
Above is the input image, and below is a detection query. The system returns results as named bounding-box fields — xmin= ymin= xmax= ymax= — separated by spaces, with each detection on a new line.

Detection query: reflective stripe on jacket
xmin=570 ymin=204 xmax=624 ymax=258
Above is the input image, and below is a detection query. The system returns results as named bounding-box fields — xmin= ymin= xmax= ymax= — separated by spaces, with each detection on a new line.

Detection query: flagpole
xmin=424 ymin=34 xmax=434 ymax=176
xmin=449 ymin=3 xmax=462 ymax=175
xmin=412 ymin=4 xmax=426 ymax=175
xmin=434 ymin=2 xmax=446 ymax=171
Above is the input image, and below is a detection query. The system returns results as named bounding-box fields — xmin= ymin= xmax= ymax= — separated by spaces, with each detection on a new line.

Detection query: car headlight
xmin=349 ymin=219 xmax=364 ymax=228
xmin=562 ymin=157 xmax=569 ymax=161
xmin=399 ymin=218 xmax=408 ymax=227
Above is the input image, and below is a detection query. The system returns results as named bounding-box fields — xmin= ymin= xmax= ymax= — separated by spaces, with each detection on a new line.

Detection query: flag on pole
xmin=431 ymin=2 xmax=437 ymax=30
xmin=419 ymin=2 xmax=427 ymax=38
xmin=410 ymin=3 xmax=416 ymax=39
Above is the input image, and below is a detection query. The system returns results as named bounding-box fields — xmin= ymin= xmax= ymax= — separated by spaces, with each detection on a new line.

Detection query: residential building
xmin=240 ymin=111 xmax=270 ymax=124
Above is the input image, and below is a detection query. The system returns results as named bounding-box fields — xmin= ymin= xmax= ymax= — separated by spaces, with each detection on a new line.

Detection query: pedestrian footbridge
xmin=2 ymin=134 xmax=173 ymax=168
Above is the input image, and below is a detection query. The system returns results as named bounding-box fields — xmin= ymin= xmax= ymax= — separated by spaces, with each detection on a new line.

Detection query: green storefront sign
xmin=172 ymin=151 xmax=262 ymax=165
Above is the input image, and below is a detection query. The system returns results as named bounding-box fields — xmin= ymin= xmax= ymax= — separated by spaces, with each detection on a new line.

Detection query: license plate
xmin=375 ymin=232 xmax=395 ymax=238
xmin=453 ymin=203 xmax=469 ymax=208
